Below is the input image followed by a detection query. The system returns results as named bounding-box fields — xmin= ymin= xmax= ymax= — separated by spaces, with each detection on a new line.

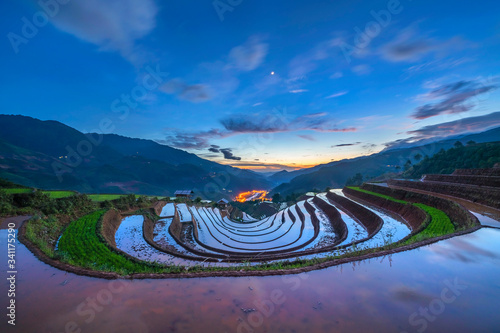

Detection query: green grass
xmin=42 ymin=190 xmax=76 ymax=199
xmin=3 ymin=188 xmax=32 ymax=194
xmin=57 ymin=210 xmax=174 ymax=275
xmin=347 ymin=186 xmax=408 ymax=204
xmin=87 ymin=194 xmax=125 ymax=202
xmin=404 ymin=204 xmax=455 ymax=243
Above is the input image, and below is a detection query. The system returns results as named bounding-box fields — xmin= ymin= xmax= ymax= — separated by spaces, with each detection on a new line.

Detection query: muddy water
xmin=1 ymin=216 xmax=500 ymax=333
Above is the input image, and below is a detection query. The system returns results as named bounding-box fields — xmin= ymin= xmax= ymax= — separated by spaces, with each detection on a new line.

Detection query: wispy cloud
xmin=289 ymin=89 xmax=309 ymax=94
xmin=326 ymin=90 xmax=348 ymax=99
xmin=221 ymin=161 xmax=305 ymax=172
xmin=385 ymin=112 xmax=500 ymax=149
xmin=380 ymin=26 xmax=469 ymax=63
xmin=331 ymin=142 xmax=361 ymax=147
xmin=288 ymin=35 xmax=345 ymax=79
xmin=159 ymin=129 xmax=226 ymax=149
xmin=159 ymin=79 xmax=211 ymax=103
xmin=221 ymin=111 xmax=356 ymax=134
xmin=351 ymin=64 xmax=372 ymax=76
xmin=47 ymin=0 xmax=157 ymax=62
xmin=163 ymin=110 xmax=355 ymax=149
xmin=228 ymin=36 xmax=268 ymax=71
xmin=297 ymin=134 xmax=316 ymax=141
xmin=408 ymin=112 xmax=500 ymax=138
xmin=411 ymin=79 xmax=498 ymax=119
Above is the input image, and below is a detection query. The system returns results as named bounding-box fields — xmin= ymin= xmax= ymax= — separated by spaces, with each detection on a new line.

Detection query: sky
xmin=1 ymin=0 xmax=500 ymax=172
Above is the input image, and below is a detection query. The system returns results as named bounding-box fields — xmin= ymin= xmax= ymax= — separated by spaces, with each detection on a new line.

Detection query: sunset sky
xmin=2 ymin=0 xmax=500 ymax=171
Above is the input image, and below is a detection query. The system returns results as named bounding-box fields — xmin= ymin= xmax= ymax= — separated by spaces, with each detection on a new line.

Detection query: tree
xmin=345 ymin=173 xmax=363 ymax=186
xmin=454 ymin=141 xmax=464 ymax=148
xmin=404 ymin=160 xmax=412 ymax=171
xmin=467 ymin=140 xmax=476 ymax=146
xmin=195 ymin=197 xmax=202 ymax=203
xmin=272 ymin=193 xmax=281 ymax=203
xmin=414 ymin=153 xmax=422 ymax=162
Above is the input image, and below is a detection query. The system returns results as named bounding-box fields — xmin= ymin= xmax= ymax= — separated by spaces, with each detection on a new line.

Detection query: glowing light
xmin=270 ymin=71 xmax=275 ymax=75
xmin=235 ymin=190 xmax=271 ymax=203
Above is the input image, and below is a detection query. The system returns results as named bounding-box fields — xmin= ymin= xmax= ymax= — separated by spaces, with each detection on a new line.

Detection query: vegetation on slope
xmin=404 ymin=141 xmax=500 ymax=179
xmin=57 ymin=211 xmax=170 ymax=274
xmin=405 ymin=204 xmax=455 ymax=243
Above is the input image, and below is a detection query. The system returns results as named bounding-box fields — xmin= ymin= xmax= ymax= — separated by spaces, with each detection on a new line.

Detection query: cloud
xmin=220 ymin=111 xmax=356 ymax=134
xmin=412 ymin=79 xmax=498 ymax=119
xmin=205 ymin=146 xmax=241 ymax=160
xmin=164 ymin=109 xmax=355 ymax=150
xmin=380 ymin=26 xmax=469 ymax=62
xmin=384 ymin=112 xmax=500 ymax=149
xmin=287 ymin=35 xmax=346 ymax=79
xmin=351 ymin=64 xmax=372 ymax=76
xmin=332 ymin=142 xmax=361 ymax=147
xmin=228 ymin=36 xmax=268 ymax=71
xmin=408 ymin=112 xmax=500 ymax=138
xmin=219 ymin=148 xmax=241 ymax=160
xmin=46 ymin=0 xmax=157 ymax=60
xmin=289 ymin=89 xmax=309 ymax=94
xmin=222 ymin=161 xmax=303 ymax=172
xmin=330 ymin=72 xmax=343 ymax=79
xmin=297 ymin=135 xmax=316 ymax=141
xmin=160 ymin=79 xmax=212 ymax=103
xmin=221 ymin=115 xmax=288 ymax=133
xmin=362 ymin=143 xmax=378 ymax=153
xmin=326 ymin=91 xmax=348 ymax=99
xmin=160 ymin=129 xmax=226 ymax=149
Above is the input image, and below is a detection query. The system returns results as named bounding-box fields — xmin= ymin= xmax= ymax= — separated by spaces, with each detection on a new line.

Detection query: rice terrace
xmin=2 ymin=0 xmax=500 ymax=332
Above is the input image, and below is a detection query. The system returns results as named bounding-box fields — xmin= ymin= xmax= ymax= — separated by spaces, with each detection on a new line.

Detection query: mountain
xmin=270 ymin=127 xmax=500 ymax=196
xmin=266 ymin=163 xmax=338 ymax=184
xmin=0 ymin=115 xmax=271 ymax=198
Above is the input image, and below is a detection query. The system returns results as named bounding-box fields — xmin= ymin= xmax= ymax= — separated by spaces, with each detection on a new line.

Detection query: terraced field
xmin=109 ymin=185 xmax=474 ymax=266
xmin=42 ymin=168 xmax=491 ymax=275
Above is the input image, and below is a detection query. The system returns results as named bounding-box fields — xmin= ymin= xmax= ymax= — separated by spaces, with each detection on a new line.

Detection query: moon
xmin=271 ymin=71 xmax=275 ymax=75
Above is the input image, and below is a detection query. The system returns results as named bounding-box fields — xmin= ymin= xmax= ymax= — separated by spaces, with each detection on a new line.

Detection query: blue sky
xmin=1 ymin=0 xmax=500 ymax=171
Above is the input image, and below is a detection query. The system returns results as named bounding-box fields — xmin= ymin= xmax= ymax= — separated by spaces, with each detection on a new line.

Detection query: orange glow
xmin=235 ymin=190 xmax=271 ymax=202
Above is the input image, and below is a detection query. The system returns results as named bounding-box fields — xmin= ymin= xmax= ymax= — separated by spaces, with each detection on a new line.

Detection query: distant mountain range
xmin=0 ymin=115 xmax=271 ymax=198
xmin=269 ymin=126 xmax=500 ymax=196
xmin=1 ymin=114 xmax=499 ymax=199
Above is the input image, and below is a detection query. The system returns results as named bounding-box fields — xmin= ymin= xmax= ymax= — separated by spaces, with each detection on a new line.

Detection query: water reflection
xmin=1 ymin=221 xmax=500 ymax=332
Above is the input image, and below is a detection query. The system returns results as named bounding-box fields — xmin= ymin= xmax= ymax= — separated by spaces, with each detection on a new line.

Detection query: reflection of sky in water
xmin=115 ymin=215 xmax=194 ymax=266
xmin=1 ymin=222 xmax=500 ymax=332
xmin=424 ymin=228 xmax=500 ymax=264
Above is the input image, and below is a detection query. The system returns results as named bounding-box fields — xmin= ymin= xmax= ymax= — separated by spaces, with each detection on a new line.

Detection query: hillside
xmin=270 ymin=127 xmax=500 ymax=196
xmin=0 ymin=115 xmax=271 ymax=197
xmin=403 ymin=141 xmax=500 ymax=179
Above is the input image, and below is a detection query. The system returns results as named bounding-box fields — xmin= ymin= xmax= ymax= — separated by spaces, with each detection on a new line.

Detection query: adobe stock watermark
xmin=401 ymin=278 xmax=468 ymax=333
xmin=213 ymin=0 xmax=244 ymax=22
xmin=7 ymin=0 xmax=71 ymax=54
xmin=339 ymin=0 xmax=407 ymax=63
xmin=51 ymin=64 xmax=169 ymax=182
xmin=236 ymin=272 xmax=308 ymax=333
